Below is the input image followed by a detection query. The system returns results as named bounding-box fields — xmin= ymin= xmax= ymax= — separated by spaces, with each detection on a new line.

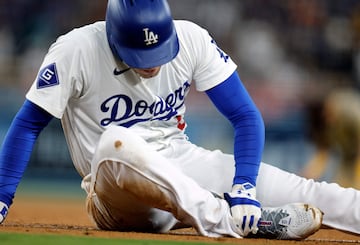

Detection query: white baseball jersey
xmin=26 ymin=20 xmax=237 ymax=178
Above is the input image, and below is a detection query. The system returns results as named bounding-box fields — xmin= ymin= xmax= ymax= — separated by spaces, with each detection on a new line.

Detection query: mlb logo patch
xmin=36 ymin=63 xmax=59 ymax=89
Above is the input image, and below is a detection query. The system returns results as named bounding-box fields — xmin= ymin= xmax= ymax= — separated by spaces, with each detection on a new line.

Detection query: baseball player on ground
xmin=0 ymin=0 xmax=359 ymax=240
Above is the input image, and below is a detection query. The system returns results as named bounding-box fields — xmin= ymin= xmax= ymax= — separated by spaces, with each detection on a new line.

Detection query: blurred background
xmin=1 ymin=0 xmax=360 ymax=192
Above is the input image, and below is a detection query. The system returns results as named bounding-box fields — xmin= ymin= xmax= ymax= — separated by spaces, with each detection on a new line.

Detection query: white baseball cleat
xmin=254 ymin=203 xmax=323 ymax=240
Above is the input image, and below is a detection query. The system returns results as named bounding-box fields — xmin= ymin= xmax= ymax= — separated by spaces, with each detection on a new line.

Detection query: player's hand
xmin=0 ymin=201 xmax=9 ymax=224
xmin=224 ymin=183 xmax=261 ymax=237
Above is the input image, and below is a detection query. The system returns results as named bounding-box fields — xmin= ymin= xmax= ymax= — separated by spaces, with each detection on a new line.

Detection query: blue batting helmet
xmin=106 ymin=0 xmax=179 ymax=69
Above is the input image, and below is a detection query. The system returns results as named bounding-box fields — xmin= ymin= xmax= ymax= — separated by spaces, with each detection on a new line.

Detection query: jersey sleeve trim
xmin=25 ymin=93 xmax=63 ymax=119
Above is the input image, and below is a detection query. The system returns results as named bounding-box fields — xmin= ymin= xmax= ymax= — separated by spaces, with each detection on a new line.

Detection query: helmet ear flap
xmin=105 ymin=0 xmax=179 ymax=69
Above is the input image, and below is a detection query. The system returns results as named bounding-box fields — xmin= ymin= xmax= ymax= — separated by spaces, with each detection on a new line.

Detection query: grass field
xmin=0 ymin=233 xmax=210 ymax=245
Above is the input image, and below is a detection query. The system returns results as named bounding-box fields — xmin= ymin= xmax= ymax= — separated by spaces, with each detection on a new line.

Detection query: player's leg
xmin=158 ymin=139 xmax=235 ymax=195
xmin=159 ymin=140 xmax=323 ymax=239
xmin=83 ymin=125 xmax=240 ymax=238
xmin=170 ymin=141 xmax=360 ymax=235
xmin=83 ymin=168 xmax=178 ymax=232
xmin=256 ymin=162 xmax=360 ymax=235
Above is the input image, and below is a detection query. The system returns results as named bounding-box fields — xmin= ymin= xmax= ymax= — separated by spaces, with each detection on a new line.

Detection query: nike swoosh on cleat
xmin=113 ymin=67 xmax=131 ymax=76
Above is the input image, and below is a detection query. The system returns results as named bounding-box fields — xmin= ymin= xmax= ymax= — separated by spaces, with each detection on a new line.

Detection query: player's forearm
xmin=0 ymin=132 xmax=34 ymax=205
xmin=232 ymin=107 xmax=264 ymax=186
xmin=0 ymin=100 xmax=53 ymax=206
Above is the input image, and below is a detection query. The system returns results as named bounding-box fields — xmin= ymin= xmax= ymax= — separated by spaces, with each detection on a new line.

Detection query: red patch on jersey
xmin=176 ymin=115 xmax=186 ymax=130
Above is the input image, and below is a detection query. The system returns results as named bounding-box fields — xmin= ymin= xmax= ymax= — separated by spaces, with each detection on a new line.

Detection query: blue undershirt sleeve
xmin=205 ymin=71 xmax=265 ymax=186
xmin=0 ymin=99 xmax=53 ymax=206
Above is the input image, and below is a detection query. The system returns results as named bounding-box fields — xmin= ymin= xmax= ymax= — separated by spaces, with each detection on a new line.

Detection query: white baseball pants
xmin=82 ymin=125 xmax=360 ymax=237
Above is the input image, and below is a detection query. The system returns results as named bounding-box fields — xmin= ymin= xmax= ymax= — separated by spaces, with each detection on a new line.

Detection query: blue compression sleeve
xmin=206 ymin=71 xmax=265 ymax=186
xmin=0 ymin=99 xmax=53 ymax=206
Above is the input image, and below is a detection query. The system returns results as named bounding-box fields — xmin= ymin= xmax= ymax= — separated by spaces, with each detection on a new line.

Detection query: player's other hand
xmin=224 ymin=183 xmax=261 ymax=237
xmin=0 ymin=201 xmax=9 ymax=224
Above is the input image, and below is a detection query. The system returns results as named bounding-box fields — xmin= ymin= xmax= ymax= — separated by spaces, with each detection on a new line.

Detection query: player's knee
xmin=95 ymin=125 xmax=149 ymax=166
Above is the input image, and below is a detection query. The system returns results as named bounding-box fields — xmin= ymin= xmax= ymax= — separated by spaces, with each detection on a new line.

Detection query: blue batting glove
xmin=224 ymin=183 xmax=261 ymax=237
xmin=0 ymin=201 xmax=9 ymax=224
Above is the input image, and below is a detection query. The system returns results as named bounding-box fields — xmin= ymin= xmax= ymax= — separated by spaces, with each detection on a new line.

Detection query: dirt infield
xmin=1 ymin=195 xmax=360 ymax=245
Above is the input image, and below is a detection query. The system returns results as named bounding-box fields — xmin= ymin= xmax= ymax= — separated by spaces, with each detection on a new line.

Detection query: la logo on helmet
xmin=143 ymin=28 xmax=159 ymax=45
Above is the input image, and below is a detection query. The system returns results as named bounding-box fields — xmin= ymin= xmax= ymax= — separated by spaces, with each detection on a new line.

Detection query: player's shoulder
xmin=70 ymin=21 xmax=106 ymax=37
xmin=173 ymin=20 xmax=209 ymax=47
xmin=174 ymin=20 xmax=201 ymax=28
xmin=174 ymin=20 xmax=206 ymax=34
xmin=62 ymin=21 xmax=105 ymax=37
xmin=54 ymin=21 xmax=106 ymax=50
